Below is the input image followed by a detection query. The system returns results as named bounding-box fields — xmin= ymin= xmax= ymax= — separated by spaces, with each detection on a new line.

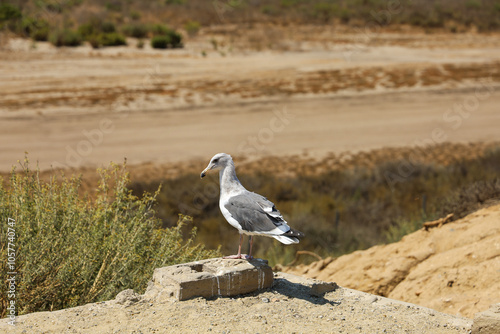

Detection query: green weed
xmin=0 ymin=160 xmax=219 ymax=317
xmin=49 ymin=29 xmax=82 ymax=47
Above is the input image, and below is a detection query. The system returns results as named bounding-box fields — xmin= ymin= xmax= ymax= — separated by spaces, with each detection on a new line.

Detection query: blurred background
xmin=0 ymin=0 xmax=499 ymax=316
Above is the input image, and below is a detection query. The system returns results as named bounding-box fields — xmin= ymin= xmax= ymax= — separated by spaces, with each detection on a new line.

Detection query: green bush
xmin=78 ymin=19 xmax=116 ymax=39
xmin=105 ymin=1 xmax=122 ymax=12
xmin=87 ymin=32 xmax=126 ymax=48
xmin=122 ymin=23 xmax=149 ymax=38
xmin=151 ymin=29 xmax=183 ymax=49
xmin=77 ymin=22 xmax=96 ymax=39
xmin=0 ymin=3 xmax=21 ymax=22
xmin=129 ymin=10 xmax=141 ymax=20
xmin=165 ymin=0 xmax=186 ymax=4
xmin=21 ymin=17 xmax=50 ymax=41
xmin=151 ymin=35 xmax=169 ymax=49
xmin=312 ymin=2 xmax=338 ymax=23
xmin=151 ymin=23 xmax=170 ymax=35
xmin=0 ymin=160 xmax=219 ymax=316
xmin=167 ymin=29 xmax=183 ymax=48
xmin=101 ymin=21 xmax=116 ymax=33
xmin=466 ymin=0 xmax=482 ymax=9
xmin=49 ymin=29 xmax=82 ymax=47
xmin=184 ymin=20 xmax=201 ymax=36
xmin=97 ymin=32 xmax=127 ymax=46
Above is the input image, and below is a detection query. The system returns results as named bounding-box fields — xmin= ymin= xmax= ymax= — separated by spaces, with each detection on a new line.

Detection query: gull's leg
xmin=246 ymin=236 xmax=254 ymax=260
xmin=237 ymin=234 xmax=243 ymax=257
xmin=223 ymin=234 xmax=244 ymax=259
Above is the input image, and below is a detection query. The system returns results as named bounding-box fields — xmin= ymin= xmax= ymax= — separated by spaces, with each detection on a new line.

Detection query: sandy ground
xmin=283 ymin=203 xmax=500 ymax=319
xmin=1 ymin=29 xmax=500 ymax=172
xmin=0 ymin=272 xmax=472 ymax=334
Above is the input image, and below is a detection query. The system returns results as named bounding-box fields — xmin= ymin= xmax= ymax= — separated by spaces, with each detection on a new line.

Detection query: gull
xmin=200 ymin=153 xmax=304 ymax=259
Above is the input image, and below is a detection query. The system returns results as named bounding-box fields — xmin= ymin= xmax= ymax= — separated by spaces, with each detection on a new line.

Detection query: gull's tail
xmin=273 ymin=229 xmax=305 ymax=245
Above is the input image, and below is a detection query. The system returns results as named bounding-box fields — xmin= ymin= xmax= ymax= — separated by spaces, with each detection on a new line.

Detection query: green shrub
xmin=0 ymin=3 xmax=21 ymax=22
xmin=78 ymin=19 xmax=116 ymax=39
xmin=151 ymin=23 xmax=170 ymax=35
xmin=105 ymin=1 xmax=122 ymax=12
xmin=466 ymin=0 xmax=482 ymax=9
xmin=30 ymin=25 xmax=50 ymax=41
xmin=261 ymin=5 xmax=279 ymax=16
xmin=151 ymin=35 xmax=169 ymax=49
xmin=339 ymin=8 xmax=351 ymax=24
xmin=98 ymin=32 xmax=127 ymax=46
xmin=0 ymin=160 xmax=219 ymax=316
xmin=87 ymin=32 xmax=126 ymax=48
xmin=49 ymin=29 xmax=82 ymax=47
xmin=165 ymin=0 xmax=186 ymax=4
xmin=129 ymin=10 xmax=141 ymax=20
xmin=21 ymin=17 xmax=50 ymax=41
xmin=312 ymin=2 xmax=338 ymax=23
xmin=151 ymin=29 xmax=183 ymax=49
xmin=101 ymin=21 xmax=116 ymax=33
xmin=122 ymin=23 xmax=149 ymax=38
xmin=167 ymin=29 xmax=183 ymax=48
xmin=184 ymin=20 xmax=201 ymax=36
xmin=77 ymin=22 xmax=96 ymax=39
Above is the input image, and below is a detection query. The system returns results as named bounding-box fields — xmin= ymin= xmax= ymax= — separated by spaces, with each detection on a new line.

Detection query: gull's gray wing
xmin=224 ymin=191 xmax=289 ymax=234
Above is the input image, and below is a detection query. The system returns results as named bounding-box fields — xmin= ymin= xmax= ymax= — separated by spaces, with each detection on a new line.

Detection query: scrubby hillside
xmin=3 ymin=0 xmax=500 ymax=36
xmin=282 ymin=203 xmax=500 ymax=318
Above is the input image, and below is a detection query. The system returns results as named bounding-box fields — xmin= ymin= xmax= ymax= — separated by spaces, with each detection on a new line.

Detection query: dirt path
xmin=1 ymin=31 xmax=500 ymax=172
xmin=1 ymin=86 xmax=500 ymax=172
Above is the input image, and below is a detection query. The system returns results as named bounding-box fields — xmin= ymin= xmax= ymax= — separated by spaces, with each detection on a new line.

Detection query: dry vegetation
xmin=0 ymin=161 xmax=219 ymax=317
xmin=2 ymin=0 xmax=500 ymax=51
xmin=4 ymin=0 xmax=500 ymax=36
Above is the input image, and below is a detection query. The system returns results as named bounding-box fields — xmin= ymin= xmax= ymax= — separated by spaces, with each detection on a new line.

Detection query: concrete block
xmin=144 ymin=258 xmax=273 ymax=301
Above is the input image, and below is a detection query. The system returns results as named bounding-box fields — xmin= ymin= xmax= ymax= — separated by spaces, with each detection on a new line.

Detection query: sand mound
xmin=283 ymin=203 xmax=500 ymax=318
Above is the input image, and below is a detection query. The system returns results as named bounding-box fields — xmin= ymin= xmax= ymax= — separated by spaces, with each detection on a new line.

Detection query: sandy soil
xmin=1 ymin=28 xmax=500 ymax=172
xmin=283 ymin=203 xmax=500 ymax=319
xmin=0 ymin=272 xmax=472 ymax=334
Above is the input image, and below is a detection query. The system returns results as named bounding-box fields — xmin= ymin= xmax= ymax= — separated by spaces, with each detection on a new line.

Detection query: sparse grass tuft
xmin=49 ymin=29 xmax=82 ymax=47
xmin=0 ymin=159 xmax=219 ymax=317
xmin=122 ymin=23 xmax=149 ymax=38
xmin=184 ymin=20 xmax=201 ymax=36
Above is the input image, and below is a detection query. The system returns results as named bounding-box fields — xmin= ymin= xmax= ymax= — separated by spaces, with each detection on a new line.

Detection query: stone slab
xmin=144 ymin=257 xmax=273 ymax=301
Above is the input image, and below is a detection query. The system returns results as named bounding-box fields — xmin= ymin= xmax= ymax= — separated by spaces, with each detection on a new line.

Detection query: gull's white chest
xmin=219 ymin=193 xmax=243 ymax=232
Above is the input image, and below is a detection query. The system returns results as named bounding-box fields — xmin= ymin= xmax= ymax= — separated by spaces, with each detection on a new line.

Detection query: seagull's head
xmin=200 ymin=153 xmax=233 ymax=178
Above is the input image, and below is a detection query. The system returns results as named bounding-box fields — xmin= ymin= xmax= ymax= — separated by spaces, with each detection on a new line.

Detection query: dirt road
xmin=1 ymin=30 xmax=499 ymax=171
xmin=1 ymin=86 xmax=499 ymax=171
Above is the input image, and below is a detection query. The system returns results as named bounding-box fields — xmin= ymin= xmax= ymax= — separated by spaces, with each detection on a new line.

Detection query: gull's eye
xmin=213 ymin=158 xmax=219 ymax=164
